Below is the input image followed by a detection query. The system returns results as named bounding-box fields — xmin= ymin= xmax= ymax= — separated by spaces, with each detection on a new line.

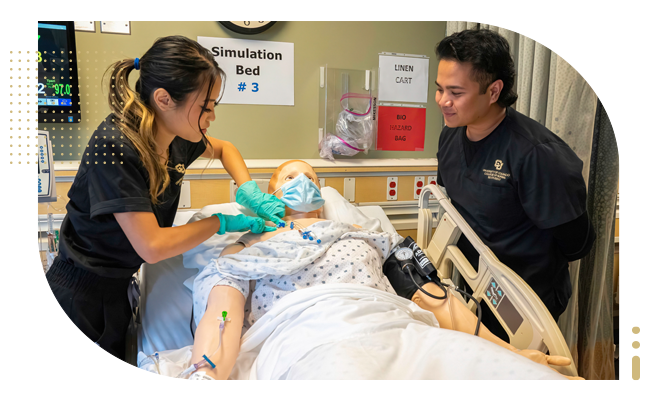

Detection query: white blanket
xmin=139 ymin=284 xmax=565 ymax=380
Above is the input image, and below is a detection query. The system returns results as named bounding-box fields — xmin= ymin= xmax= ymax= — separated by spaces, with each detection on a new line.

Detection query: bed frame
xmin=416 ymin=184 xmax=577 ymax=377
xmin=127 ymin=197 xmax=578 ymax=377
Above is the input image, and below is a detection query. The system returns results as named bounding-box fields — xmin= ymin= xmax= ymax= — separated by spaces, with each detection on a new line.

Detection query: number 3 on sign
xmin=252 ymin=83 xmax=259 ymax=93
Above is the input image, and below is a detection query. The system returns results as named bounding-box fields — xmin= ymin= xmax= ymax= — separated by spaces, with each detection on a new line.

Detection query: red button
xmin=431 ymin=180 xmax=437 ymax=185
xmin=389 ymin=189 xmax=396 ymax=196
xmin=416 ymin=189 xmax=422 ymax=195
xmin=416 ymin=181 xmax=423 ymax=187
xmin=389 ymin=182 xmax=396 ymax=188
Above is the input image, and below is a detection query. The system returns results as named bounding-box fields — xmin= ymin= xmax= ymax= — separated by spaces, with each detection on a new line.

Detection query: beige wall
xmin=38 ymin=21 xmax=446 ymax=161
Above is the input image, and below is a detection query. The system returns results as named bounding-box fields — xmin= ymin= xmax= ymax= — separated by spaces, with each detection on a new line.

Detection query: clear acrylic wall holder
xmin=318 ymin=65 xmax=378 ymax=160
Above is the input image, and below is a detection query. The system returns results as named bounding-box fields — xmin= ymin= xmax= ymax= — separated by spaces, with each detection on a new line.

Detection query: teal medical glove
xmin=213 ymin=213 xmax=277 ymax=235
xmin=235 ymin=180 xmax=286 ymax=226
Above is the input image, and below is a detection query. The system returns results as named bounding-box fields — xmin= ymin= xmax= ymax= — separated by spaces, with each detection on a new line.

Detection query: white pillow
xmin=320 ymin=187 xmax=383 ymax=232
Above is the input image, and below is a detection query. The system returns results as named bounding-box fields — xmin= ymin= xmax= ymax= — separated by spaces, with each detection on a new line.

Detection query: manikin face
xmin=269 ymin=161 xmax=323 ymax=217
xmin=154 ymin=76 xmax=222 ymax=143
xmin=435 ymin=59 xmax=495 ymax=128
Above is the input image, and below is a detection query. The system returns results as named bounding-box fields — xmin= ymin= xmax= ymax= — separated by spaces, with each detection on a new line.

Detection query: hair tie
xmin=134 ymin=58 xmax=140 ymax=70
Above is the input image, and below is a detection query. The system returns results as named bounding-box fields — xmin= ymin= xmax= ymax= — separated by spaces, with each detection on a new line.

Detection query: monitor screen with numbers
xmin=38 ymin=21 xmax=81 ymax=123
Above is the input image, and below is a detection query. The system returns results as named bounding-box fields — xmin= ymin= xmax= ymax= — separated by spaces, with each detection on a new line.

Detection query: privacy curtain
xmin=445 ymin=22 xmax=617 ymax=379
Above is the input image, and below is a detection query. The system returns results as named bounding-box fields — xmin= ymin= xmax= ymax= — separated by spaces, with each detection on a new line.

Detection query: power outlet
xmin=414 ymin=176 xmax=425 ymax=199
xmin=427 ymin=175 xmax=437 ymax=199
xmin=179 ymin=181 xmax=191 ymax=208
xmin=230 ymin=180 xmax=239 ymax=203
xmin=344 ymin=178 xmax=355 ymax=202
xmin=230 ymin=179 xmax=270 ymax=203
xmin=387 ymin=177 xmax=398 ymax=201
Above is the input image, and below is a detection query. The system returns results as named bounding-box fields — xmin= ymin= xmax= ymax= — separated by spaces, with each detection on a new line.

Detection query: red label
xmin=376 ymin=106 xmax=426 ymax=151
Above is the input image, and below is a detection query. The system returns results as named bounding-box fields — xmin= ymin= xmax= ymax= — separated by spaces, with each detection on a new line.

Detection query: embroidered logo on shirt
xmin=174 ymin=163 xmax=186 ymax=186
xmin=483 ymin=160 xmax=510 ymax=182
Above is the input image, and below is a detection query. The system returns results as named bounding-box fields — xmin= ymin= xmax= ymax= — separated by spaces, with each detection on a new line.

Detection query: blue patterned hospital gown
xmin=192 ymin=222 xmax=401 ymax=332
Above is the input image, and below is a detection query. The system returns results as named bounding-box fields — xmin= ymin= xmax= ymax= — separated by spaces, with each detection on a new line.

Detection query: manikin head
xmin=268 ymin=160 xmax=324 ymax=218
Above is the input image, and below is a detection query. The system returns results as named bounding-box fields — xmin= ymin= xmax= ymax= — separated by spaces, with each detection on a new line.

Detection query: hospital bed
xmin=128 ymin=185 xmax=577 ymax=378
xmin=416 ymin=184 xmax=578 ymax=377
xmin=129 ymin=187 xmax=399 ymax=363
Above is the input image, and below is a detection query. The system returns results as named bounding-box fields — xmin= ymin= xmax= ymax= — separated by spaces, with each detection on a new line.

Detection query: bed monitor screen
xmin=38 ymin=21 xmax=81 ymax=123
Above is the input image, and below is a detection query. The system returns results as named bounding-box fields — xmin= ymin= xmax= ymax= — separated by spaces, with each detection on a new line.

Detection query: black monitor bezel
xmin=38 ymin=21 xmax=81 ymax=123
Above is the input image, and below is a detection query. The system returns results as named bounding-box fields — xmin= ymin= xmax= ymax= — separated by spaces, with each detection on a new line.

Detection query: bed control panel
xmin=486 ymin=277 xmax=524 ymax=336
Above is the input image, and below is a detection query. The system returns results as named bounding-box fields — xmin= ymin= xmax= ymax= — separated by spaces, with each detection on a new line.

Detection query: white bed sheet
xmin=139 ymin=284 xmax=565 ymax=380
xmin=138 ymin=202 xmax=398 ymax=355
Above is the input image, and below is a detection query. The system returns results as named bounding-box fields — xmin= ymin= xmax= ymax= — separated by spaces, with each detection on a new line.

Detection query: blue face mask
xmin=272 ymin=173 xmax=325 ymax=212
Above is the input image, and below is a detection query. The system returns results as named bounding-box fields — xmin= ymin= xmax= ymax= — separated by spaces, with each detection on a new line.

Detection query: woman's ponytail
xmin=105 ymin=58 xmax=169 ymax=205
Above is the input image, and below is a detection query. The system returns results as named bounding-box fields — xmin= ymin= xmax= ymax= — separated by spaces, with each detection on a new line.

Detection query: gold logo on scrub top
xmin=495 ymin=160 xmax=503 ymax=170
xmin=174 ymin=163 xmax=186 ymax=186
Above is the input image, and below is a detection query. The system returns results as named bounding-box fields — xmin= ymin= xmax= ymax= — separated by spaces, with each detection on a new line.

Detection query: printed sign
xmin=197 ymin=37 xmax=294 ymax=106
xmin=376 ymin=106 xmax=426 ymax=151
xmin=378 ymin=54 xmax=429 ymax=103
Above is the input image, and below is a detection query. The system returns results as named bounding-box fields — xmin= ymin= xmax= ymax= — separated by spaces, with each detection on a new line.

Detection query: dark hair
xmin=105 ymin=35 xmax=226 ymax=204
xmin=435 ymin=29 xmax=517 ymax=108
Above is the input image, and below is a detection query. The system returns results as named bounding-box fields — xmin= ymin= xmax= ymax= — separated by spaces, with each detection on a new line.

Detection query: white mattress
xmin=137 ymin=206 xmax=397 ymax=355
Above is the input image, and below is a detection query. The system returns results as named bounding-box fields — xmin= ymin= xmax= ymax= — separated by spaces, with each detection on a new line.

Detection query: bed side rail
xmin=417 ymin=184 xmax=577 ymax=377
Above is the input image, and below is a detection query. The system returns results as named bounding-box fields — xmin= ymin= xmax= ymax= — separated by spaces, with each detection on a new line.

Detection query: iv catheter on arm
xmin=177 ymin=311 xmax=231 ymax=379
xmin=186 ymin=281 xmax=247 ymax=380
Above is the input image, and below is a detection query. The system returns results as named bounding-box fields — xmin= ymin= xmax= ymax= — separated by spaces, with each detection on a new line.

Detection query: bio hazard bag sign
xmin=376 ymin=106 xmax=426 ymax=151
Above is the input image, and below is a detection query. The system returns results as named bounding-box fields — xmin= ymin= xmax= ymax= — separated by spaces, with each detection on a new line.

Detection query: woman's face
xmin=158 ymin=76 xmax=222 ymax=143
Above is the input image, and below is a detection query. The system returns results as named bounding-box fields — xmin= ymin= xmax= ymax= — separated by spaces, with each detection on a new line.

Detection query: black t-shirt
xmin=436 ymin=107 xmax=587 ymax=313
xmin=58 ymin=115 xmax=207 ymax=278
xmin=462 ymin=127 xmax=491 ymax=165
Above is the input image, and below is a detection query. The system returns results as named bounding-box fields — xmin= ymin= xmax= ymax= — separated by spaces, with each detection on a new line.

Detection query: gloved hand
xmin=382 ymin=250 xmax=429 ymax=300
xmin=213 ymin=213 xmax=276 ymax=235
xmin=236 ymin=180 xmax=286 ymax=226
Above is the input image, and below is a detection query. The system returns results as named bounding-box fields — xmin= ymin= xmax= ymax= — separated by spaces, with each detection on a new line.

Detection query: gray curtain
xmin=578 ymin=101 xmax=618 ymax=379
xmin=445 ymin=22 xmax=617 ymax=379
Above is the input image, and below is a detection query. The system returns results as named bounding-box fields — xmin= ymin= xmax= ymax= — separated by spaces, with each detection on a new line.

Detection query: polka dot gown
xmin=242 ymin=235 xmax=394 ymax=328
xmin=192 ymin=221 xmax=401 ymax=330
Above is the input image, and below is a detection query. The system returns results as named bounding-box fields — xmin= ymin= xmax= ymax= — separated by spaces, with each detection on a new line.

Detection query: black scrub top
xmin=436 ymin=107 xmax=586 ymax=311
xmin=57 ymin=115 xmax=207 ymax=279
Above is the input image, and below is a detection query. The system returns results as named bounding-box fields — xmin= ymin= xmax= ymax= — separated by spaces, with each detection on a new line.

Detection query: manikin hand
xmin=514 ymin=349 xmax=584 ymax=380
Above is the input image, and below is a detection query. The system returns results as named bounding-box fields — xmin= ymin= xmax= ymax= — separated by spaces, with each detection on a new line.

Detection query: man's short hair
xmin=435 ymin=29 xmax=518 ymax=108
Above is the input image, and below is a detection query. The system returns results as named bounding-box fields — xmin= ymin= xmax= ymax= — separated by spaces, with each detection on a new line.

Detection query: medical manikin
xmin=187 ymin=160 xmax=581 ymax=380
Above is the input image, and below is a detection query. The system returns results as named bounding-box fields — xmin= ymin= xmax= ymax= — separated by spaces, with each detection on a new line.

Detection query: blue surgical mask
xmin=272 ymin=173 xmax=325 ymax=212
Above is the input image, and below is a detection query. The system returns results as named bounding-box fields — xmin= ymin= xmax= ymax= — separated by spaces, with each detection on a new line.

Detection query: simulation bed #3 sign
xmin=198 ymin=36 xmax=294 ymax=106
xmin=376 ymin=106 xmax=426 ymax=151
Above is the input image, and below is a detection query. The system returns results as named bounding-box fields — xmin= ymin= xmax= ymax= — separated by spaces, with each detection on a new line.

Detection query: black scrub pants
xmin=46 ymin=257 xmax=132 ymax=360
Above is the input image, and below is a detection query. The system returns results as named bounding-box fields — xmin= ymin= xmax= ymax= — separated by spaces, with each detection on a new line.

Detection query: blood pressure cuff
xmin=383 ymin=247 xmax=441 ymax=300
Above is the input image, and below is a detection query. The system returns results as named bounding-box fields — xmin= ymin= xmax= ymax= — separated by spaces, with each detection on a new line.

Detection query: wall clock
xmin=219 ymin=21 xmax=277 ymax=35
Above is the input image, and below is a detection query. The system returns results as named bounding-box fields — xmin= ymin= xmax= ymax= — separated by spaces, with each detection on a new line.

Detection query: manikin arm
xmin=190 ymin=286 xmax=245 ymax=380
xmin=412 ymin=283 xmax=581 ymax=380
xmin=190 ymin=244 xmax=247 ymax=380
xmin=411 ymin=283 xmax=517 ymax=351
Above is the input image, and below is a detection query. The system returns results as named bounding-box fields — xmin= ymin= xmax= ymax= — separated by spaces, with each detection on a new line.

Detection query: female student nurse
xmin=45 ymin=35 xmax=284 ymax=360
